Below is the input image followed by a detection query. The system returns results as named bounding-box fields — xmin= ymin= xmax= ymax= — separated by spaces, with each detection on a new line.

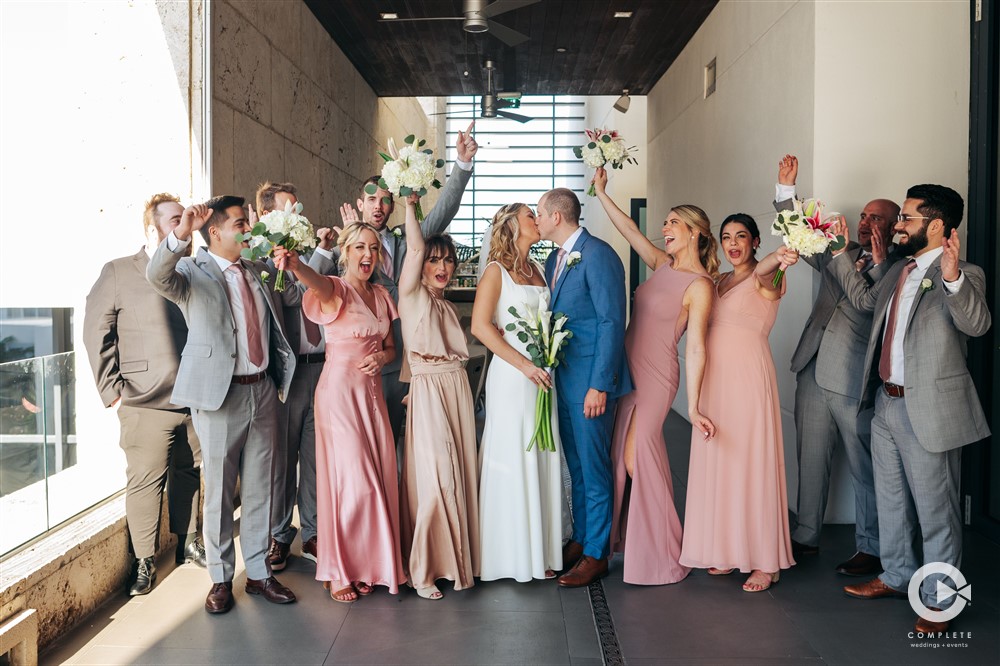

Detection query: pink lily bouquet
xmin=369 ymin=134 xmax=445 ymax=221
xmin=505 ymin=292 xmax=572 ymax=452
xmin=238 ymin=200 xmax=316 ymax=292
xmin=770 ymin=198 xmax=845 ymax=287
xmin=573 ymin=128 xmax=637 ymax=196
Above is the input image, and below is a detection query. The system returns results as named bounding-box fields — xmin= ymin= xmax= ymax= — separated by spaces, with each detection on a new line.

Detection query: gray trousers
xmin=792 ymin=358 xmax=879 ymax=554
xmin=117 ymin=405 xmax=201 ymax=558
xmin=192 ymin=379 xmax=278 ymax=583
xmin=872 ymin=389 xmax=962 ymax=609
xmin=271 ymin=360 xmax=321 ymax=544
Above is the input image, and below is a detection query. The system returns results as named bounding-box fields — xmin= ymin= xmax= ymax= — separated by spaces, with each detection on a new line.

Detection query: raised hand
xmin=248 ymin=203 xmax=259 ymax=226
xmin=689 ymin=410 xmax=716 ymax=441
xmin=340 ymin=203 xmax=361 ymax=225
xmin=871 ymin=222 xmax=886 ymax=265
xmin=176 ymin=204 xmax=212 ymax=240
xmin=777 ymin=154 xmax=798 ymax=186
xmin=272 ymin=246 xmax=300 ymax=272
xmin=776 ymin=245 xmax=800 ymax=268
xmin=316 ymin=226 xmax=339 ymax=250
xmin=941 ymin=228 xmax=961 ymax=281
xmin=830 ymin=215 xmax=849 ymax=256
xmin=593 ymin=167 xmax=608 ymax=195
xmin=456 ymin=120 xmax=478 ymax=162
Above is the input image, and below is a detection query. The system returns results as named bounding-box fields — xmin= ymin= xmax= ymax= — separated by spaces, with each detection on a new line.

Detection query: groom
xmin=536 ymin=188 xmax=632 ymax=587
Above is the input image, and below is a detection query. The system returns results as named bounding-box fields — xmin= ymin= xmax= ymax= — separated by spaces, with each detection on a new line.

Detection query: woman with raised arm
xmin=472 ymin=203 xmax=563 ymax=582
xmin=593 ymin=167 xmax=716 ymax=585
xmin=395 ymin=194 xmax=480 ymax=601
xmin=679 ymin=214 xmax=798 ymax=592
xmin=273 ymin=224 xmax=403 ymax=603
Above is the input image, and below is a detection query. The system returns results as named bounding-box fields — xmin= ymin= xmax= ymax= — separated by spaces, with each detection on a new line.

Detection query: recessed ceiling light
xmin=556 ymin=47 xmax=567 ymax=53
xmin=380 ymin=12 xmax=399 ymax=20
xmin=614 ymin=11 xmax=633 ymax=18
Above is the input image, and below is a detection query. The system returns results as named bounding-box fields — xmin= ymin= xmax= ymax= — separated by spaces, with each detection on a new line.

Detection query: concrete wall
xmin=646 ymin=0 xmax=969 ymax=522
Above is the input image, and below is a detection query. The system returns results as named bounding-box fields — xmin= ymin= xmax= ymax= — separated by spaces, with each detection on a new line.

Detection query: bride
xmin=472 ymin=203 xmax=564 ymax=582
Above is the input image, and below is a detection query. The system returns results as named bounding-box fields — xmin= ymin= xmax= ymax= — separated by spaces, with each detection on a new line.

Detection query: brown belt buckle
xmin=232 ymin=371 xmax=266 ymax=385
xmin=883 ymin=382 xmax=904 ymax=398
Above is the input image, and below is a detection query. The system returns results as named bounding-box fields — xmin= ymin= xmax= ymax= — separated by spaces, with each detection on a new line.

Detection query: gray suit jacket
xmin=776 ymin=197 xmax=901 ymax=399
xmin=146 ymin=241 xmax=298 ymax=411
xmin=83 ymin=248 xmax=189 ymax=410
xmin=828 ymin=252 xmax=992 ymax=452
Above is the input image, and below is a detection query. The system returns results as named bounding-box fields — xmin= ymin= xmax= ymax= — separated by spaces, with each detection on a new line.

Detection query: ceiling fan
xmin=437 ymin=59 xmax=532 ymax=123
xmin=380 ymin=0 xmax=539 ymax=47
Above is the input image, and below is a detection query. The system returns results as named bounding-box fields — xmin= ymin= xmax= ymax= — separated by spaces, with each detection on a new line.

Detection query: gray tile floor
xmin=46 ymin=412 xmax=999 ymax=665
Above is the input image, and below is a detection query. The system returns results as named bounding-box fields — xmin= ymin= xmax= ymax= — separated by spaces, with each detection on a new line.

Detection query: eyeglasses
xmin=896 ymin=214 xmax=931 ymax=223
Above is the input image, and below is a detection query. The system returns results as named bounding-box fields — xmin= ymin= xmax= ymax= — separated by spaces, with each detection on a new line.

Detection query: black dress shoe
xmin=205 ymin=582 xmax=234 ymax=614
xmin=129 ymin=557 xmax=156 ymax=596
xmin=792 ymin=540 xmax=819 ymax=556
xmin=246 ymin=576 xmax=296 ymax=604
xmin=177 ymin=538 xmax=208 ymax=567
xmin=835 ymin=551 xmax=882 ymax=576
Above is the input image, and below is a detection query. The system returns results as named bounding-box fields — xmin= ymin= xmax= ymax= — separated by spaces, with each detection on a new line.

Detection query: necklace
xmin=518 ymin=263 xmax=533 ymax=280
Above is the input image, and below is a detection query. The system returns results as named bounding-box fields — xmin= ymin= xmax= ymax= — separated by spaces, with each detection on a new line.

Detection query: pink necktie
xmin=380 ymin=237 xmax=393 ymax=279
xmin=550 ymin=248 xmax=567 ymax=290
xmin=303 ymin=314 xmax=322 ymax=346
xmin=878 ymin=259 xmax=917 ymax=382
xmin=227 ymin=264 xmax=265 ymax=367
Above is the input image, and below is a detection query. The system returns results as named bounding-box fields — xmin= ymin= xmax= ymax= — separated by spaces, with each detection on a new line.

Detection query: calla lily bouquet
xmin=238 ymin=200 xmax=316 ymax=291
xmin=505 ymin=293 xmax=573 ymax=452
xmin=573 ymin=128 xmax=638 ymax=196
xmin=771 ymin=198 xmax=845 ymax=287
xmin=369 ymin=135 xmax=445 ymax=221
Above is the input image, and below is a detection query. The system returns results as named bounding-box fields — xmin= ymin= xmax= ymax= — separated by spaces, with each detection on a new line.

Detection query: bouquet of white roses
xmin=505 ymin=292 xmax=573 ymax=452
xmin=239 ymin=199 xmax=317 ymax=291
xmin=573 ymin=128 xmax=638 ymax=196
xmin=770 ymin=198 xmax=845 ymax=287
xmin=369 ymin=134 xmax=445 ymax=221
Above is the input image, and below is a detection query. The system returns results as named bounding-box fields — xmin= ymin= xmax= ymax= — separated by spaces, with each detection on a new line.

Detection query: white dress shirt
xmin=554 ymin=226 xmax=585 ymax=284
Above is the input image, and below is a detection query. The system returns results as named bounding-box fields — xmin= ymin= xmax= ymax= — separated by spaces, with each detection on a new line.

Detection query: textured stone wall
xmin=212 ymin=0 xmax=439 ymax=228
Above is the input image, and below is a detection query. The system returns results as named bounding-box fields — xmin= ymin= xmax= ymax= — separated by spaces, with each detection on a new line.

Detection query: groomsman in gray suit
xmin=253 ymin=182 xmax=337 ymax=572
xmin=828 ymin=184 xmax=990 ymax=634
xmin=340 ymin=123 xmax=479 ymax=441
xmin=147 ymin=196 xmax=299 ymax=614
xmin=84 ymin=193 xmax=205 ymax=597
xmin=775 ymin=155 xmax=900 ymax=576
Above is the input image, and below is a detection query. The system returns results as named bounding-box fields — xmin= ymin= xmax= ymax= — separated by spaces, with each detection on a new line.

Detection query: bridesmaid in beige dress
xmin=397 ymin=194 xmax=480 ymax=600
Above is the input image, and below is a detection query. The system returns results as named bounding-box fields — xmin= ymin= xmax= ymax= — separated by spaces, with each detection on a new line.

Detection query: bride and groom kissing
xmin=475 ymin=187 xmax=631 ymax=586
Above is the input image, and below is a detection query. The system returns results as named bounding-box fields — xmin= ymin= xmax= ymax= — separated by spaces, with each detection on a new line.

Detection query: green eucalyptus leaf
xmin=516 ymin=331 xmax=529 ymax=343
xmin=364 ymin=183 xmax=377 ymax=195
xmin=240 ymin=248 xmax=253 ymax=259
xmin=404 ymin=134 xmax=415 ymax=144
xmin=508 ymin=306 xmax=519 ymax=316
xmin=573 ymin=147 xmax=583 ymax=158
xmin=830 ymin=234 xmax=847 ymax=251
xmin=505 ymin=323 xmax=516 ymax=331
xmin=435 ymin=159 xmax=445 ymax=168
xmin=378 ymin=178 xmax=389 ymax=190
xmin=422 ymin=148 xmax=433 ymax=155
xmin=417 ymin=187 xmax=427 ymax=197
xmin=418 ymin=139 xmax=426 ymax=147
xmin=251 ymin=223 xmax=266 ymax=236
xmin=399 ymin=186 xmax=412 ymax=196
xmin=587 ymin=142 xmax=597 ymax=149
xmin=268 ymin=232 xmax=285 ymax=243
xmin=382 ymin=196 xmax=391 ymax=205
xmin=601 ymin=135 xmax=611 ymax=143
xmin=432 ymin=179 xmax=442 ymax=189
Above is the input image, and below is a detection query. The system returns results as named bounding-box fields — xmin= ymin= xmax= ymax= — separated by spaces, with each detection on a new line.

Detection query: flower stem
xmin=771 ymin=267 xmax=785 ymax=289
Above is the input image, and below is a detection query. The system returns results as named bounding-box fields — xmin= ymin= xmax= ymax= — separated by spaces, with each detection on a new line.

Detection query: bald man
xmin=774 ymin=155 xmax=900 ymax=577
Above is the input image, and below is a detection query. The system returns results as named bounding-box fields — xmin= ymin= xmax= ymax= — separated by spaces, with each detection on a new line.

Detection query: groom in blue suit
xmin=537 ymin=188 xmax=632 ymax=587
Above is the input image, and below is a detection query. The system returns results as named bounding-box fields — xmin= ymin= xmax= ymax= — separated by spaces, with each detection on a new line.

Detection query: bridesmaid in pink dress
xmin=679 ymin=214 xmax=799 ymax=592
xmin=592 ymin=169 xmax=716 ymax=585
xmin=275 ymin=223 xmax=405 ymax=603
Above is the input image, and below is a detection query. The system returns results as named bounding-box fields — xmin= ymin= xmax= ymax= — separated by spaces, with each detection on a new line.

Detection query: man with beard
xmin=774 ymin=155 xmax=900 ymax=577
xmin=828 ymin=184 xmax=990 ymax=635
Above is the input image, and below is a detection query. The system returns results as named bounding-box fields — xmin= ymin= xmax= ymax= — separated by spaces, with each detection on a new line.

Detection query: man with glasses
xmin=773 ymin=155 xmax=900 ymax=577
xmin=827 ymin=184 xmax=990 ymax=634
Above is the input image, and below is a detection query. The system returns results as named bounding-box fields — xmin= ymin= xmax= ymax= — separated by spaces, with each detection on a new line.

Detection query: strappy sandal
xmin=352 ymin=581 xmax=374 ymax=596
xmin=544 ymin=569 xmax=556 ymax=580
xmin=323 ymin=580 xmax=357 ymax=603
xmin=708 ymin=567 xmax=735 ymax=576
xmin=415 ymin=583 xmax=443 ymax=600
xmin=742 ymin=570 xmax=780 ymax=592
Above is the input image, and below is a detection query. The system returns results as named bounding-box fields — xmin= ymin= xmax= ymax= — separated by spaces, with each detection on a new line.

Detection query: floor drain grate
xmin=588 ymin=579 xmax=625 ymax=666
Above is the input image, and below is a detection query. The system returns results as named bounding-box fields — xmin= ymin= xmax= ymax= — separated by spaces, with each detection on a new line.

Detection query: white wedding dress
xmin=478 ymin=263 xmax=564 ymax=581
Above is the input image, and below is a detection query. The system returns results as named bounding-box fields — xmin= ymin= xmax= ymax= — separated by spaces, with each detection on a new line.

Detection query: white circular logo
xmin=908 ymin=562 xmax=971 ymax=623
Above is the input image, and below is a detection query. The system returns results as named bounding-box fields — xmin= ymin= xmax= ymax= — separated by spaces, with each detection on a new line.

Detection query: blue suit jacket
xmin=545 ymin=228 xmax=632 ymax=402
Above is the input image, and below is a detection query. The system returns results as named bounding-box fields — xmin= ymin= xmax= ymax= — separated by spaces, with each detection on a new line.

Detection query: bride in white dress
xmin=471 ymin=203 xmax=564 ymax=582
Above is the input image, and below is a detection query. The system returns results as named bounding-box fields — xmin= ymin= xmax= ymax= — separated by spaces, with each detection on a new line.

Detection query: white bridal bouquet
xmin=238 ymin=199 xmax=317 ymax=291
xmin=369 ymin=134 xmax=445 ymax=221
xmin=770 ymin=198 xmax=845 ymax=287
xmin=572 ymin=128 xmax=637 ymax=196
xmin=505 ymin=292 xmax=573 ymax=452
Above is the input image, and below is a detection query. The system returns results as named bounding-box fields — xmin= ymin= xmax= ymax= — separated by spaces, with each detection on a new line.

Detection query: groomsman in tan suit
xmin=84 ymin=193 xmax=205 ymax=596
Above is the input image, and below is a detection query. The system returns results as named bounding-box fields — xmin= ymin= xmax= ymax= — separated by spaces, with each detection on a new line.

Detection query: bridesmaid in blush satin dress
xmin=274 ymin=224 xmax=405 ymax=603
xmin=592 ymin=169 xmax=716 ymax=585
xmin=679 ymin=214 xmax=798 ymax=592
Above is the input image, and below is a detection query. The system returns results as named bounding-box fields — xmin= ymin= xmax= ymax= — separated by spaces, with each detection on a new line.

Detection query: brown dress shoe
xmin=267 ymin=538 xmax=291 ymax=571
xmin=301 ymin=536 xmax=318 ymax=563
xmin=915 ymin=608 xmax=949 ymax=634
xmin=205 ymin=582 xmax=234 ymax=614
xmin=791 ymin=540 xmax=819 ymax=556
xmin=835 ymin=551 xmax=882 ymax=576
xmin=246 ymin=576 xmax=297 ymax=604
xmin=844 ymin=577 xmax=906 ymax=600
xmin=558 ymin=556 xmax=608 ymax=588
xmin=561 ymin=541 xmax=583 ymax=572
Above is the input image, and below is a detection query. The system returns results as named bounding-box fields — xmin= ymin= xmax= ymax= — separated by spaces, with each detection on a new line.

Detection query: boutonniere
xmin=566 ymin=251 xmax=582 ymax=270
xmin=260 ymin=271 xmax=270 ymax=284
xmin=391 ymin=226 xmax=403 ymax=238
xmin=920 ymin=278 xmax=934 ymax=293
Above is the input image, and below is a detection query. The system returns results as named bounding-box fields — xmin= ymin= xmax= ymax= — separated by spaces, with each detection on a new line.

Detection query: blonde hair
xmin=670 ymin=204 xmax=720 ymax=281
xmin=487 ymin=203 xmax=530 ymax=276
xmin=337 ymin=222 xmax=381 ymax=271
xmin=142 ymin=193 xmax=181 ymax=233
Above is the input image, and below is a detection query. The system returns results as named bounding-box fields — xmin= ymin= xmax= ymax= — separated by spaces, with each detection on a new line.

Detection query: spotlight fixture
xmin=613 ymin=11 xmax=633 ymax=18
xmin=556 ymin=46 xmax=567 ymax=53
xmin=613 ymin=88 xmax=631 ymax=113
xmin=379 ymin=12 xmax=398 ymax=20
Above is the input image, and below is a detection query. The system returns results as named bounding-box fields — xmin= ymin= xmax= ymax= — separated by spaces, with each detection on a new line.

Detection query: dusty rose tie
xmin=303 ymin=314 xmax=322 ymax=346
xmin=550 ymin=248 xmax=567 ymax=290
xmin=878 ymin=259 xmax=916 ymax=382
xmin=227 ymin=264 xmax=265 ymax=367
xmin=380 ymin=236 xmax=394 ymax=279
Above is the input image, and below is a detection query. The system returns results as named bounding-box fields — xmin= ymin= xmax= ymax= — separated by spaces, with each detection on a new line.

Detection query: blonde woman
xmin=471 ymin=203 xmax=563 ymax=582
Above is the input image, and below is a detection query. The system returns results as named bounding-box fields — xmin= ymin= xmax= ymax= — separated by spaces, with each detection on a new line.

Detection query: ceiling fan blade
xmin=496 ymin=110 xmax=532 ymax=123
xmin=486 ymin=19 xmax=530 ymax=47
xmin=430 ymin=110 xmax=478 ymax=116
xmin=378 ymin=16 xmax=463 ymax=22
xmin=480 ymin=0 xmax=541 ymax=19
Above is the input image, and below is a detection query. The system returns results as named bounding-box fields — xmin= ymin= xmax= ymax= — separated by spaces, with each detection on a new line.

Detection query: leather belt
xmin=883 ymin=382 xmax=905 ymax=398
xmin=232 ymin=371 xmax=267 ymax=385
xmin=297 ymin=353 xmax=326 ymax=364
